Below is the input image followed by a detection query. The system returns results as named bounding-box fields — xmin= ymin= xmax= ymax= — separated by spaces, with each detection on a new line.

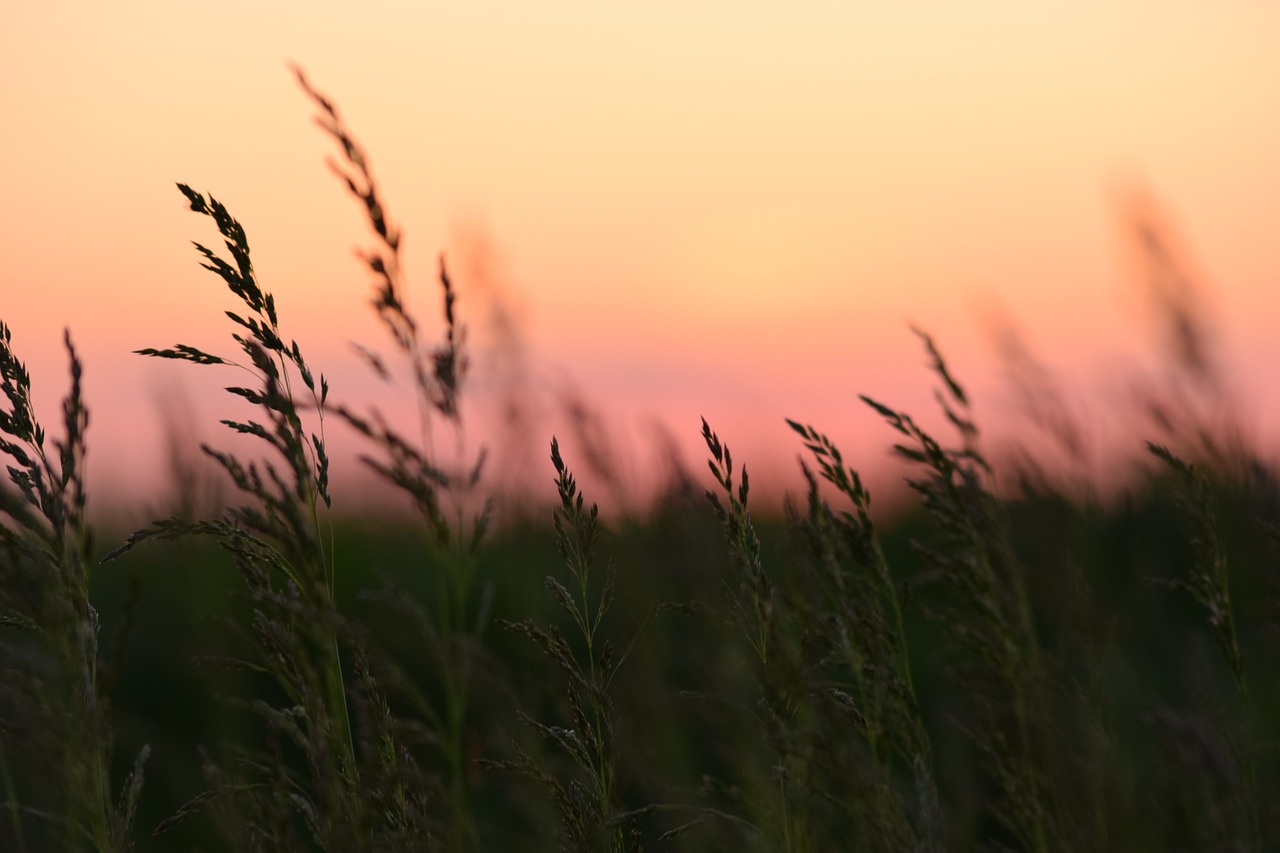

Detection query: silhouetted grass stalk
xmin=107 ymin=181 xmax=365 ymax=844
xmin=491 ymin=438 xmax=640 ymax=851
xmin=704 ymin=419 xmax=822 ymax=851
xmin=0 ymin=326 xmax=147 ymax=851
xmin=295 ymin=66 xmax=491 ymax=849
xmin=1147 ymin=441 xmax=1260 ymax=847
xmin=863 ymin=329 xmax=1052 ymax=851
xmin=787 ymin=419 xmax=943 ymax=848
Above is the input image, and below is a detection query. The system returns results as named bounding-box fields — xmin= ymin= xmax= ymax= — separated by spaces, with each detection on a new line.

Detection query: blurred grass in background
xmin=84 ymin=460 xmax=1280 ymax=851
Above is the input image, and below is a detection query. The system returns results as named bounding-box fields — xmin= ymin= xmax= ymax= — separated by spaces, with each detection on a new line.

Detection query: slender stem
xmin=0 ymin=736 xmax=27 ymax=853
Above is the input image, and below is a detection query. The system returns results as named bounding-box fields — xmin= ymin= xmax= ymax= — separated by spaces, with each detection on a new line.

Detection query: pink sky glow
xmin=4 ymin=2 xmax=1280 ymax=523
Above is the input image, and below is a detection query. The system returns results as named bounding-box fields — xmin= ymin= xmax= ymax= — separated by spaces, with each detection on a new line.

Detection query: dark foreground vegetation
xmin=2 ymin=71 xmax=1278 ymax=851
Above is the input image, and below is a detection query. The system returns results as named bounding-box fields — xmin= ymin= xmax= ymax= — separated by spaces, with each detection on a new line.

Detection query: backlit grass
xmin=1 ymin=71 xmax=1277 ymax=852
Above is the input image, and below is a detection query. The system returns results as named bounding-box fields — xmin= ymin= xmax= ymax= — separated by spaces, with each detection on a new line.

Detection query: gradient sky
xmin=4 ymin=2 xmax=1280 ymax=519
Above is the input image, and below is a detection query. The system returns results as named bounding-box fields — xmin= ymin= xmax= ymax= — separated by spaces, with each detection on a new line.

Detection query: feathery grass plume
xmin=0 ymin=326 xmax=146 ymax=851
xmin=1146 ymin=441 xmax=1260 ymax=847
xmin=292 ymin=64 xmax=480 ymax=536
xmin=490 ymin=438 xmax=640 ymax=852
xmin=291 ymin=66 xmax=465 ymax=415
xmin=861 ymin=328 xmax=1063 ymax=852
xmin=106 ymin=184 xmax=376 ymax=847
xmin=1123 ymin=195 xmax=1262 ymax=479
xmin=701 ymin=419 xmax=771 ymax=665
xmin=985 ymin=312 xmax=1093 ymax=500
xmin=294 ymin=66 xmax=492 ymax=849
xmin=1146 ymin=444 xmax=1247 ymax=701
xmin=785 ymin=419 xmax=943 ymax=850
xmin=702 ymin=418 xmax=825 ymax=851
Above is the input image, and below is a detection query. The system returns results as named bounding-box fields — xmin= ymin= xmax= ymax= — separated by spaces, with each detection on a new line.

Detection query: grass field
xmin=2 ymin=72 xmax=1277 ymax=852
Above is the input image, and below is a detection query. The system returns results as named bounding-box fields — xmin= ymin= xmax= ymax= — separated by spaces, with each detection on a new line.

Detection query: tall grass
xmin=0 ymin=327 xmax=147 ymax=851
xmin=490 ymin=438 xmax=639 ymax=851
xmin=105 ymin=180 xmax=369 ymax=847
xmin=294 ymin=65 xmax=496 ymax=849
xmin=2 ymin=69 xmax=1278 ymax=852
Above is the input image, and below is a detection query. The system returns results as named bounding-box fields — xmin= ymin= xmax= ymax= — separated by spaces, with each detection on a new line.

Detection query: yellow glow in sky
xmin=3 ymin=2 xmax=1280 ymax=514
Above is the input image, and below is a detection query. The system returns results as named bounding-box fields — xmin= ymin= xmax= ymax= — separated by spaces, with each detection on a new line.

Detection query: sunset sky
xmin=4 ymin=2 xmax=1280 ymax=518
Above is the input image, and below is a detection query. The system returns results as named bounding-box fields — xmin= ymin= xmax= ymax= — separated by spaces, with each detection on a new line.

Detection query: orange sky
xmin=3 ymin=2 xmax=1280 ymax=519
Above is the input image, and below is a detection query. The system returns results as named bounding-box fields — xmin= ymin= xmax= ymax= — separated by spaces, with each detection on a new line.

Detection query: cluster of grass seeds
xmin=102 ymin=183 xmax=387 ymax=847
xmin=1146 ymin=444 xmax=1247 ymax=702
xmin=700 ymin=411 xmax=944 ymax=852
xmin=835 ymin=328 xmax=1279 ymax=852
xmin=703 ymin=418 xmax=827 ymax=850
xmin=0 ymin=327 xmax=147 ymax=851
xmin=490 ymin=438 xmax=639 ymax=852
xmin=785 ymin=419 xmax=943 ymax=851
xmin=293 ymin=67 xmax=496 ymax=849
xmin=699 ymin=328 xmax=1201 ymax=852
xmin=95 ymin=67 xmax=503 ymax=850
xmin=858 ymin=330 xmax=1061 ymax=850
xmin=1145 ymin=441 xmax=1260 ymax=848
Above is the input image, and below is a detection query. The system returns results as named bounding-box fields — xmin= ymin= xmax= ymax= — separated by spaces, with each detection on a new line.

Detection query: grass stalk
xmin=1147 ymin=441 xmax=1260 ymax=848
xmin=494 ymin=438 xmax=635 ymax=852
xmin=295 ymin=66 xmax=492 ymax=848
